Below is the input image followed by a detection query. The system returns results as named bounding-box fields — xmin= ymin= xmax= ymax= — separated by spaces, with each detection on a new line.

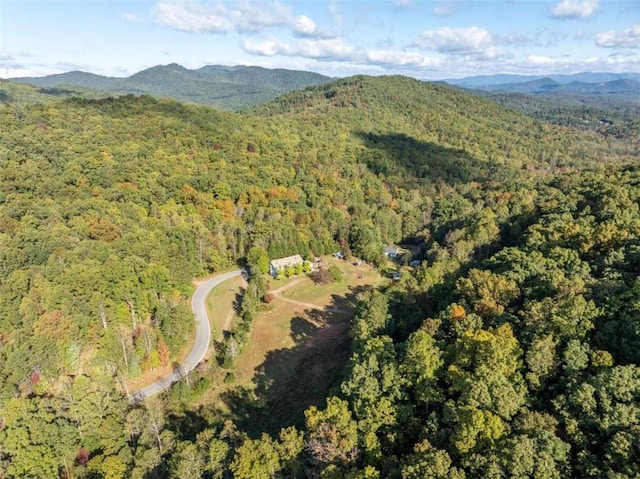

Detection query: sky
xmin=1 ymin=0 xmax=639 ymax=80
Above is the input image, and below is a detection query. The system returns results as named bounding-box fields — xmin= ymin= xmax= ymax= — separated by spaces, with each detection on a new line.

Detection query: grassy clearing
xmin=274 ymin=257 xmax=380 ymax=307
xmin=205 ymin=274 xmax=245 ymax=341
xmin=196 ymin=256 xmax=381 ymax=435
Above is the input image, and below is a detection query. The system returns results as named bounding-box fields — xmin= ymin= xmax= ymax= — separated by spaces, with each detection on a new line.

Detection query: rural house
xmin=269 ymin=254 xmax=304 ymax=277
xmin=384 ymin=245 xmax=402 ymax=259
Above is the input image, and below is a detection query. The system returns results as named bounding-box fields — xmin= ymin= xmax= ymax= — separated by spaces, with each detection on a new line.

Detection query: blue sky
xmin=1 ymin=0 xmax=638 ymax=79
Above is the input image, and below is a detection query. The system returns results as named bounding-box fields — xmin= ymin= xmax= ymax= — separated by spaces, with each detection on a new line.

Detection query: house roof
xmin=384 ymin=245 xmax=400 ymax=255
xmin=270 ymin=254 xmax=304 ymax=270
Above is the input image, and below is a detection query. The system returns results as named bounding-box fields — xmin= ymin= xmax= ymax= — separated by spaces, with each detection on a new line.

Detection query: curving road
xmin=130 ymin=269 xmax=242 ymax=402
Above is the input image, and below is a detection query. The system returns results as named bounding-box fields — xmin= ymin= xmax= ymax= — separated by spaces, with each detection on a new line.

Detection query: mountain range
xmin=446 ymin=72 xmax=640 ymax=88
xmin=5 ymin=64 xmax=640 ymax=111
xmin=8 ymin=63 xmax=332 ymax=110
xmin=465 ymin=77 xmax=640 ymax=101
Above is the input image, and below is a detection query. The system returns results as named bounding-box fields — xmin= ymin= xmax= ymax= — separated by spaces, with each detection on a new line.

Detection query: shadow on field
xmin=220 ymin=285 xmax=370 ymax=437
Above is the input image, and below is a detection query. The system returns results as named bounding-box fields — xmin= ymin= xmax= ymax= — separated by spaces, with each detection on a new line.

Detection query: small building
xmin=409 ymin=259 xmax=422 ymax=267
xmin=269 ymin=254 xmax=304 ymax=277
xmin=384 ymin=245 xmax=402 ymax=259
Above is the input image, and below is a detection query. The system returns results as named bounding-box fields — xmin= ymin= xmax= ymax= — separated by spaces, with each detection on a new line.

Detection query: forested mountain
xmin=1 ymin=74 xmax=640 ymax=478
xmin=0 ymin=79 xmax=110 ymax=104
xmin=9 ymin=63 xmax=332 ymax=110
xmin=255 ymin=75 xmax=635 ymax=170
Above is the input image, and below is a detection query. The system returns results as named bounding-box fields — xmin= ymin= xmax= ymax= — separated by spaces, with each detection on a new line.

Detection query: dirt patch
xmin=269 ymin=278 xmax=302 ymax=295
xmin=125 ymin=363 xmax=175 ymax=392
xmin=273 ymin=294 xmax=349 ymax=314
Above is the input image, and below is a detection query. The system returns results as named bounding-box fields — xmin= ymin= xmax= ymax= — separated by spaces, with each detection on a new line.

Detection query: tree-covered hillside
xmin=478 ymin=91 xmax=640 ymax=149
xmin=10 ymin=64 xmax=332 ymax=110
xmin=255 ymin=76 xmax=634 ymax=171
xmin=0 ymin=75 xmax=639 ymax=478
xmin=0 ymin=79 xmax=108 ymax=104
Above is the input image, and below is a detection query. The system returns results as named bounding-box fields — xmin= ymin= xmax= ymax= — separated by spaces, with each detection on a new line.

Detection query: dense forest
xmin=1 ymin=74 xmax=640 ymax=478
xmin=476 ymin=90 xmax=640 ymax=145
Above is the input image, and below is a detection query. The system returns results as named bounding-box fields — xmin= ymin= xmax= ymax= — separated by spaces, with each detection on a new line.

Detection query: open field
xmin=197 ymin=256 xmax=381 ymax=435
xmin=205 ymin=274 xmax=245 ymax=341
xmin=274 ymin=258 xmax=380 ymax=306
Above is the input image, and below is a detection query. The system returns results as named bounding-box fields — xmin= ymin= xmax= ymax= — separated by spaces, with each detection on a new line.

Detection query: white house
xmin=269 ymin=254 xmax=304 ymax=277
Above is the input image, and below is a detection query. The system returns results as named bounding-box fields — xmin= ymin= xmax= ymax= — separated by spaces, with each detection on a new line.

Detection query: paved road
xmin=130 ymin=269 xmax=242 ymax=402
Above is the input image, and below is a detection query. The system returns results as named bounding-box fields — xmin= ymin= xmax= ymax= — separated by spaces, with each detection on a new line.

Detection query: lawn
xmin=274 ymin=257 xmax=380 ymax=307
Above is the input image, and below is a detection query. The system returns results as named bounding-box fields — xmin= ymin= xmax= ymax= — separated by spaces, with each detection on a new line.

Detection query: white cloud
xmin=294 ymin=15 xmax=317 ymax=36
xmin=510 ymin=53 xmax=640 ymax=74
xmin=242 ymin=38 xmax=358 ymax=61
xmin=153 ymin=1 xmax=233 ymax=33
xmin=122 ymin=12 xmax=136 ymax=22
xmin=551 ymin=0 xmax=599 ymax=19
xmin=469 ymin=47 xmax=507 ymax=61
xmin=293 ymin=14 xmax=335 ymax=39
xmin=366 ymin=50 xmax=440 ymax=68
xmin=413 ymin=27 xmax=494 ymax=54
xmin=525 ymin=55 xmax=558 ymax=67
xmin=230 ymin=1 xmax=294 ymax=33
xmin=299 ymin=39 xmax=358 ymax=60
xmin=596 ymin=24 xmax=640 ymax=48
xmin=436 ymin=51 xmax=640 ymax=80
xmin=154 ymin=1 xmax=336 ymax=39
xmin=242 ymin=38 xmax=285 ymax=56
xmin=0 ymin=57 xmax=94 ymax=78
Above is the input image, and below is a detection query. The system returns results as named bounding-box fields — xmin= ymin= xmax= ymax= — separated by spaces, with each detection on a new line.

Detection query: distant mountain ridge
xmin=447 ymin=71 xmax=640 ymax=88
xmin=7 ymin=64 xmax=640 ymax=109
xmin=479 ymin=77 xmax=640 ymax=97
xmin=446 ymin=73 xmax=640 ymax=108
xmin=9 ymin=63 xmax=333 ymax=110
xmin=485 ymin=77 xmax=562 ymax=94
